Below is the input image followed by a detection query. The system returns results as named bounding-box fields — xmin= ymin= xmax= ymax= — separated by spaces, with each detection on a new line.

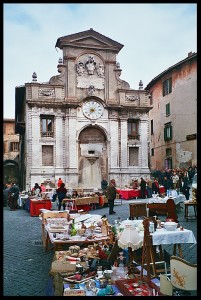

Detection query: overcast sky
xmin=3 ymin=3 xmax=197 ymax=119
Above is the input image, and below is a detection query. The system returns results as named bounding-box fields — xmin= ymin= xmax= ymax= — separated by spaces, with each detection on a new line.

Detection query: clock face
xmin=82 ymin=100 xmax=103 ymax=119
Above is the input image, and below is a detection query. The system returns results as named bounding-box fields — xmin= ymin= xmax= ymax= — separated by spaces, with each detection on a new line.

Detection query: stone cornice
xmin=105 ymin=60 xmax=116 ymax=64
xmin=63 ymin=56 xmax=76 ymax=61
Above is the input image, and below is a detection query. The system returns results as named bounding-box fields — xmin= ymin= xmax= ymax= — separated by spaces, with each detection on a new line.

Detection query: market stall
xmin=30 ymin=199 xmax=52 ymax=217
xmin=116 ymin=186 xmax=165 ymax=200
xmin=62 ymin=196 xmax=100 ymax=211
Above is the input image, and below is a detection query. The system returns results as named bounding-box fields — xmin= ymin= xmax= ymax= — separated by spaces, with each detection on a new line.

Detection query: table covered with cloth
xmin=147 ymin=194 xmax=186 ymax=206
xmin=62 ymin=196 xmax=99 ymax=211
xmin=117 ymin=186 xmax=165 ymax=200
xmin=119 ymin=219 xmax=196 ymax=244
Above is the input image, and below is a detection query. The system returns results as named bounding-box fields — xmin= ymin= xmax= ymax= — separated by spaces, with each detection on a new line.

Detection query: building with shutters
xmin=145 ymin=52 xmax=197 ymax=171
xmin=3 ymin=119 xmax=20 ymax=185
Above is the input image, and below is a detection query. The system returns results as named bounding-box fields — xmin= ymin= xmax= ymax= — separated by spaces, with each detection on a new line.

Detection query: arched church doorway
xmin=78 ymin=125 xmax=108 ymax=189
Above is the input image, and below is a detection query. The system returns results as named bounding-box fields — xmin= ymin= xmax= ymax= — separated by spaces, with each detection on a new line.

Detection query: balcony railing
xmin=128 ymin=134 xmax=140 ymax=140
xmin=41 ymin=131 xmax=54 ymax=137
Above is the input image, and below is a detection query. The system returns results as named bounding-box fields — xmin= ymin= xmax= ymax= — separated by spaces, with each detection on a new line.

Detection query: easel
xmin=140 ymin=218 xmax=157 ymax=279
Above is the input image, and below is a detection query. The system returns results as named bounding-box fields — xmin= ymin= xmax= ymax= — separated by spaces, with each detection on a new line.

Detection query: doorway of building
xmin=78 ymin=125 xmax=108 ymax=190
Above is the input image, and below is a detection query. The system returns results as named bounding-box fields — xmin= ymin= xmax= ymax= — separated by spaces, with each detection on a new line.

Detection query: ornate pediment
xmin=55 ymin=28 xmax=123 ymax=52
xmin=72 ymin=37 xmax=110 ymax=47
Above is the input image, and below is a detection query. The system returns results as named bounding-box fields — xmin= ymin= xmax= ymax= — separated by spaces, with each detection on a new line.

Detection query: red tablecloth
xmin=30 ymin=199 xmax=52 ymax=216
xmin=117 ymin=187 xmax=165 ymax=200
xmin=117 ymin=189 xmax=141 ymax=200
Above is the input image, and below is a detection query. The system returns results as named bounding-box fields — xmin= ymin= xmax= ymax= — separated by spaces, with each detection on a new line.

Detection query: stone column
xmin=31 ymin=113 xmax=41 ymax=167
xmin=55 ymin=116 xmax=64 ymax=168
xmin=140 ymin=120 xmax=149 ymax=167
xmin=120 ymin=119 xmax=128 ymax=168
xmin=110 ymin=119 xmax=119 ymax=168
xmin=68 ymin=113 xmax=77 ymax=168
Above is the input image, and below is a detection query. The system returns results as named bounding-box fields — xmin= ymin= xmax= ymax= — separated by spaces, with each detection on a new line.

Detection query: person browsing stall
xmin=8 ymin=182 xmax=19 ymax=211
xmin=56 ymin=182 xmax=67 ymax=211
xmin=101 ymin=177 xmax=108 ymax=195
xmin=57 ymin=178 xmax=63 ymax=188
xmin=106 ymin=179 xmax=118 ymax=215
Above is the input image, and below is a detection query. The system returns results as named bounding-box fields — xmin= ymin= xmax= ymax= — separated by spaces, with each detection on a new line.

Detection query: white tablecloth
xmin=149 ymin=228 xmax=196 ymax=245
xmin=148 ymin=194 xmax=186 ymax=206
xmin=119 ymin=220 xmax=197 ymax=246
xmin=129 ymin=192 xmax=186 ymax=206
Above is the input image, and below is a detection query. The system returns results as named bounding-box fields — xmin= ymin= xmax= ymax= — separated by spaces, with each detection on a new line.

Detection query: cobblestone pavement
xmin=3 ymin=199 xmax=197 ymax=296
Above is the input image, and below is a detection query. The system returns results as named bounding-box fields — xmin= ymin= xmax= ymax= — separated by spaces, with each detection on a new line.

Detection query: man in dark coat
xmin=3 ymin=184 xmax=10 ymax=207
xmin=8 ymin=182 xmax=19 ymax=211
xmin=106 ymin=179 xmax=117 ymax=215
xmin=179 ymin=178 xmax=190 ymax=200
xmin=101 ymin=177 xmax=108 ymax=195
xmin=56 ymin=182 xmax=67 ymax=210
xmin=140 ymin=177 xmax=147 ymax=199
xmin=162 ymin=176 xmax=173 ymax=195
xmin=152 ymin=178 xmax=160 ymax=194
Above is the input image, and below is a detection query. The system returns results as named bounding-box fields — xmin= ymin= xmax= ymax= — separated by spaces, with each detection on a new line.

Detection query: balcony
xmin=128 ymin=134 xmax=140 ymax=140
xmin=41 ymin=132 xmax=54 ymax=138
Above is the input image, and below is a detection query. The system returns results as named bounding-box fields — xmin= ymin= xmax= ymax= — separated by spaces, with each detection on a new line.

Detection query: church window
xmin=128 ymin=120 xmax=139 ymax=139
xmin=41 ymin=115 xmax=54 ymax=137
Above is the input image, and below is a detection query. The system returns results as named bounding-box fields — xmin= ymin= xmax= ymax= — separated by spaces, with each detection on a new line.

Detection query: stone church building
xmin=15 ymin=28 xmax=151 ymax=191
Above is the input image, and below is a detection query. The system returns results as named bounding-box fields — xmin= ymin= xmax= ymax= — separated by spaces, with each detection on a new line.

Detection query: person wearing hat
xmin=106 ymin=179 xmax=117 ymax=215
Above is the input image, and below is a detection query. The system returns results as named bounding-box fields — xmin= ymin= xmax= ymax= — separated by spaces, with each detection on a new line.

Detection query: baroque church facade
xmin=15 ymin=29 xmax=151 ymax=191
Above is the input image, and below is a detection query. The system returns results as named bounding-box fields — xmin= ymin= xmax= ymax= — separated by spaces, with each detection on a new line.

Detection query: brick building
xmin=145 ymin=52 xmax=197 ymax=171
xmin=3 ymin=119 xmax=20 ymax=185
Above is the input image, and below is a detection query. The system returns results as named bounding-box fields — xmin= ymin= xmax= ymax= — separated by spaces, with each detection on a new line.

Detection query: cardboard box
xmin=51 ymin=260 xmax=86 ymax=273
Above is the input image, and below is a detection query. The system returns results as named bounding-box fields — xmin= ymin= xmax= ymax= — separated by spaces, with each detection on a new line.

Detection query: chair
xmin=166 ymin=198 xmax=178 ymax=223
xmin=184 ymin=201 xmax=197 ymax=221
xmin=170 ymin=255 xmax=197 ymax=293
xmin=129 ymin=203 xmax=147 ymax=220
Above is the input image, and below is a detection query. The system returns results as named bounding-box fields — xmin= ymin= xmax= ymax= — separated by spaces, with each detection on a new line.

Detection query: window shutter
xmin=162 ymin=82 xmax=165 ymax=97
xmin=166 ymin=103 xmax=170 ymax=116
xmin=169 ymin=78 xmax=172 ymax=93
xmin=164 ymin=127 xmax=167 ymax=141
xmin=170 ymin=125 xmax=172 ymax=139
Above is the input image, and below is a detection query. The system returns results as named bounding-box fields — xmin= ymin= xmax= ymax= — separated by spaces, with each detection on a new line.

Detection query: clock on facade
xmin=82 ymin=100 xmax=103 ymax=119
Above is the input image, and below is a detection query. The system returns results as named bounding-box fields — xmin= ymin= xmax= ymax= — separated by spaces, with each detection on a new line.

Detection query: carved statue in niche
xmin=97 ymin=63 xmax=104 ymax=77
xmin=76 ymin=54 xmax=105 ymax=89
xmin=85 ymin=55 xmax=96 ymax=75
xmin=77 ymin=61 xmax=85 ymax=75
